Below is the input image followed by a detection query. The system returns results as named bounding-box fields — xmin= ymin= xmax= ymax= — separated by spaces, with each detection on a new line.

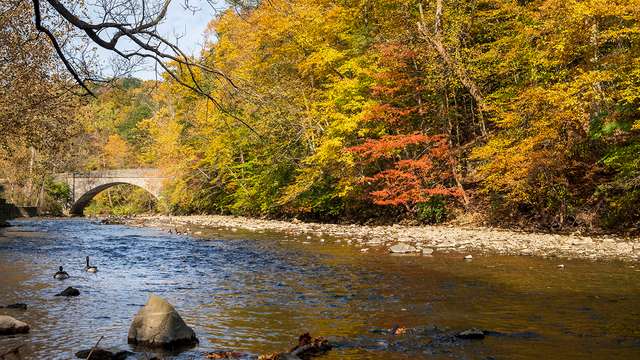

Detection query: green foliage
xmin=42 ymin=179 xmax=71 ymax=215
xmin=85 ymin=185 xmax=158 ymax=216
xmin=45 ymin=179 xmax=71 ymax=204
xmin=416 ymin=197 xmax=448 ymax=224
xmin=596 ymin=142 xmax=640 ymax=228
xmin=77 ymin=78 xmax=158 ymax=171
xmin=600 ymin=143 xmax=640 ymax=178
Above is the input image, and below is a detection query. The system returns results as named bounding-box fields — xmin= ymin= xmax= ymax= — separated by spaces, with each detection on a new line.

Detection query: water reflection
xmin=0 ymin=219 xmax=638 ymax=359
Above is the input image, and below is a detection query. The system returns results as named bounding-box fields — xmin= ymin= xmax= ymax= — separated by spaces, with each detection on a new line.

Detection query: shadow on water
xmin=0 ymin=218 xmax=639 ymax=359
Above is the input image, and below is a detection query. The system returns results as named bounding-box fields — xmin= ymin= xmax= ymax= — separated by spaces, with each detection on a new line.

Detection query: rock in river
xmin=127 ymin=294 xmax=198 ymax=348
xmin=422 ymin=248 xmax=434 ymax=255
xmin=56 ymin=287 xmax=80 ymax=297
xmin=75 ymin=348 xmax=133 ymax=360
xmin=456 ymin=328 xmax=485 ymax=340
xmin=389 ymin=243 xmax=419 ymax=253
xmin=0 ymin=315 xmax=30 ymax=335
xmin=1 ymin=303 xmax=27 ymax=310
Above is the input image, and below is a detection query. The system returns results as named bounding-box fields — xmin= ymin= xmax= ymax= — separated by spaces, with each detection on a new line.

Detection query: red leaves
xmin=349 ymin=133 xmax=437 ymax=160
xmin=349 ymin=41 xmax=462 ymax=209
xmin=350 ymin=133 xmax=461 ymax=207
xmin=363 ymin=103 xmax=421 ymax=125
xmin=364 ymin=153 xmax=461 ymax=207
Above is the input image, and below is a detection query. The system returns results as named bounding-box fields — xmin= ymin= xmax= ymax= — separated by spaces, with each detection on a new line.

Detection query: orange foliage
xmin=352 ymin=136 xmax=460 ymax=207
xmin=349 ymin=133 xmax=435 ymax=159
xmin=350 ymin=41 xmax=462 ymax=209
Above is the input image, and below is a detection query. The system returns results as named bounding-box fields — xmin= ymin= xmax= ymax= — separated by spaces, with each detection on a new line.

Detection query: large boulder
xmin=0 ymin=315 xmax=30 ymax=335
xmin=127 ymin=295 xmax=197 ymax=348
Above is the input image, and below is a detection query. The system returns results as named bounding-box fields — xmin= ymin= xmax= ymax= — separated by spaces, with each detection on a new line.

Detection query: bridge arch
xmin=69 ymin=182 xmax=159 ymax=216
xmin=57 ymin=169 xmax=166 ymax=216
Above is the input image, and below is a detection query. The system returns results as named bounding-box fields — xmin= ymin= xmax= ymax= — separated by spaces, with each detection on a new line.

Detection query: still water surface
xmin=0 ymin=219 xmax=639 ymax=359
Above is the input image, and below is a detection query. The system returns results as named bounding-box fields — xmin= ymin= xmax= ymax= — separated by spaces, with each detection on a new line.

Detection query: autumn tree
xmin=473 ymin=0 xmax=640 ymax=228
xmin=348 ymin=40 xmax=465 ymax=221
xmin=0 ymin=0 xmax=81 ymax=208
xmin=79 ymin=0 xmax=640 ymax=229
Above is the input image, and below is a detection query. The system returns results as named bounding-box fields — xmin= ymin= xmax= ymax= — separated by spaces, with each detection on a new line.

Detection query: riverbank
xmin=120 ymin=215 xmax=640 ymax=262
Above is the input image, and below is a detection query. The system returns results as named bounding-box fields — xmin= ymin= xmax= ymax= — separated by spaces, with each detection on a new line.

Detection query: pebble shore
xmin=123 ymin=215 xmax=640 ymax=262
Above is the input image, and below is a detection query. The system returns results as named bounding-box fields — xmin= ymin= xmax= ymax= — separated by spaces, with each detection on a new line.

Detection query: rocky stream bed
xmin=121 ymin=215 xmax=640 ymax=262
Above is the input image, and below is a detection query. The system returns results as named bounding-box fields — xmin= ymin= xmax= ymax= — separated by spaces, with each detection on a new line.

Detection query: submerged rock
xmin=370 ymin=324 xmax=443 ymax=337
xmin=127 ymin=294 xmax=198 ymax=348
xmin=56 ymin=287 xmax=80 ymax=297
xmin=1 ymin=303 xmax=27 ymax=310
xmin=259 ymin=333 xmax=331 ymax=360
xmin=389 ymin=243 xmax=419 ymax=253
xmin=100 ymin=216 xmax=127 ymax=225
xmin=75 ymin=348 xmax=133 ymax=360
xmin=456 ymin=328 xmax=485 ymax=340
xmin=0 ymin=315 xmax=30 ymax=335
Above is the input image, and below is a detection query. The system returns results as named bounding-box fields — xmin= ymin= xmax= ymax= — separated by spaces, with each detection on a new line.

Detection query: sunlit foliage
xmin=73 ymin=0 xmax=640 ymax=230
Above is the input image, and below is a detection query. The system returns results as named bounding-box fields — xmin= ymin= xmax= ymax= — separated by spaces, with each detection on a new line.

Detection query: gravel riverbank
xmin=122 ymin=215 xmax=640 ymax=262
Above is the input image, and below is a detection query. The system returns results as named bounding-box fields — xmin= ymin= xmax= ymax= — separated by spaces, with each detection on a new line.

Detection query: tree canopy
xmin=3 ymin=0 xmax=640 ymax=231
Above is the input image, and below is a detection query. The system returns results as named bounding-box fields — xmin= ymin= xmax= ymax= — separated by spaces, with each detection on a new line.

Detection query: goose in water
xmin=53 ymin=266 xmax=70 ymax=280
xmin=85 ymin=256 xmax=98 ymax=273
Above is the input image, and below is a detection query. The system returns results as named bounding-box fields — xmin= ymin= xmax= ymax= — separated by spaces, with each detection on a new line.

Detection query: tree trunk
xmin=26 ymin=146 xmax=36 ymax=203
xmin=418 ymin=1 xmax=486 ymax=136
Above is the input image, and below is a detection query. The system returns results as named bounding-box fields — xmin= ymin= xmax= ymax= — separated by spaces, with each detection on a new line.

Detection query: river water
xmin=0 ymin=219 xmax=639 ymax=359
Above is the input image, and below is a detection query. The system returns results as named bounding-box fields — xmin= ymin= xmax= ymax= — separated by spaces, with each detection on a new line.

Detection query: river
xmin=0 ymin=218 xmax=639 ymax=359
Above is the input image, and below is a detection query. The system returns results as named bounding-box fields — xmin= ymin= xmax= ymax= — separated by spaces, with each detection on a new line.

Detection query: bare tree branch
xmin=29 ymin=0 xmax=256 ymax=133
xmin=32 ymin=0 xmax=94 ymax=95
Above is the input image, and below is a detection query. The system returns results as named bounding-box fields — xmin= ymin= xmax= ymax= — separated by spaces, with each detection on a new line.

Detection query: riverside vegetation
xmin=2 ymin=0 xmax=640 ymax=234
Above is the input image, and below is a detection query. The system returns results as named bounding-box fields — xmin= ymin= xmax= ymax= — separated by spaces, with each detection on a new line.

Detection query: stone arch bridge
xmin=57 ymin=169 xmax=167 ymax=216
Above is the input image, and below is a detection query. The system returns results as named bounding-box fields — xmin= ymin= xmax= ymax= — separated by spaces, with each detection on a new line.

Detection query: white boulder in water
xmin=0 ymin=315 xmax=30 ymax=335
xmin=389 ymin=243 xmax=419 ymax=253
xmin=127 ymin=295 xmax=197 ymax=348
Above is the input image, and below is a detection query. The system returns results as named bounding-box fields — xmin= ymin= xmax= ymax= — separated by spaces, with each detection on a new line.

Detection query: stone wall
xmin=0 ymin=198 xmax=18 ymax=224
xmin=0 ymin=185 xmax=39 ymax=224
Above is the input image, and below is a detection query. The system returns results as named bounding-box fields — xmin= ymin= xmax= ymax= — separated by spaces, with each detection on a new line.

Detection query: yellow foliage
xmin=103 ymin=134 xmax=129 ymax=169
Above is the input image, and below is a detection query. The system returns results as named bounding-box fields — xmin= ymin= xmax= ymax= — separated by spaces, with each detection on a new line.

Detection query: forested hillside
xmin=4 ymin=0 xmax=639 ymax=232
xmin=134 ymin=0 xmax=639 ymax=232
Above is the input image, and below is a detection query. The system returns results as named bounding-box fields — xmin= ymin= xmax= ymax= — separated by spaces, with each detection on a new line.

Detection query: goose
xmin=53 ymin=266 xmax=70 ymax=280
xmin=85 ymin=256 xmax=98 ymax=273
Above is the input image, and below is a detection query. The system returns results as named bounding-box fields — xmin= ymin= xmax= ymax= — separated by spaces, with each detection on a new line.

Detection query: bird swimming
xmin=53 ymin=266 xmax=70 ymax=280
xmin=85 ymin=256 xmax=98 ymax=273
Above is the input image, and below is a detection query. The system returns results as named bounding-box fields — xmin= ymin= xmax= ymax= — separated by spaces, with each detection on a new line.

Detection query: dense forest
xmin=2 ymin=0 xmax=640 ymax=232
